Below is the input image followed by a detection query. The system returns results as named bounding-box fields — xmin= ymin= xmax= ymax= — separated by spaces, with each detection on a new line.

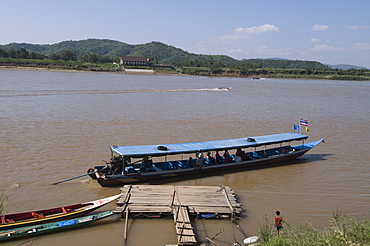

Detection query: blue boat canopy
xmin=111 ymin=132 xmax=308 ymax=158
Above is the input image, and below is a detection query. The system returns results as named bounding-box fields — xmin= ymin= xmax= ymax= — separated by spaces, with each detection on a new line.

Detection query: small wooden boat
xmin=87 ymin=132 xmax=323 ymax=187
xmin=0 ymin=211 xmax=114 ymax=241
xmin=0 ymin=194 xmax=121 ymax=231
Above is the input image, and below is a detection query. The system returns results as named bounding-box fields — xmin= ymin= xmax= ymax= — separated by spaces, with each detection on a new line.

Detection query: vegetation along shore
xmin=1 ymin=39 xmax=369 ymax=80
xmin=1 ymin=192 xmax=369 ymax=245
xmin=257 ymin=210 xmax=370 ymax=246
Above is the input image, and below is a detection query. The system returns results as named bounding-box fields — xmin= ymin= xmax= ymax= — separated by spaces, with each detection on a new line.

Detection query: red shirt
xmin=275 ymin=216 xmax=282 ymax=226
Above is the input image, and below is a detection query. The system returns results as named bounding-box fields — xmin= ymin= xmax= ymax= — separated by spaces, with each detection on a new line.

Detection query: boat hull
xmin=95 ymin=140 xmax=322 ymax=187
xmin=0 ymin=211 xmax=114 ymax=241
xmin=0 ymin=194 xmax=121 ymax=230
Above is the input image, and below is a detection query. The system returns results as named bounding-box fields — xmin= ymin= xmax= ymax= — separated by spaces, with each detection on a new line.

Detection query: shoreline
xmin=1 ymin=65 xmax=369 ymax=81
xmin=0 ymin=65 xmax=181 ymax=76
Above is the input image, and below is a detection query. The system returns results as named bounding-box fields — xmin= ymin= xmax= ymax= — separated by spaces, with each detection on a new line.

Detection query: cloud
xmin=310 ymin=45 xmax=334 ymax=51
xmin=254 ymin=46 xmax=293 ymax=56
xmin=218 ymin=24 xmax=279 ymax=41
xmin=309 ymin=44 xmax=344 ymax=52
xmin=219 ymin=33 xmax=250 ymax=41
xmin=299 ymin=51 xmax=309 ymax=56
xmin=310 ymin=38 xmax=320 ymax=42
xmin=311 ymin=24 xmax=329 ymax=31
xmin=235 ymin=24 xmax=279 ymax=34
xmin=352 ymin=43 xmax=370 ymax=50
xmin=229 ymin=48 xmax=244 ymax=54
xmin=343 ymin=25 xmax=359 ymax=30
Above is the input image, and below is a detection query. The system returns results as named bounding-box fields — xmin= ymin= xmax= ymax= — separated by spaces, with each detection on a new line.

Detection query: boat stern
xmin=292 ymin=139 xmax=324 ymax=151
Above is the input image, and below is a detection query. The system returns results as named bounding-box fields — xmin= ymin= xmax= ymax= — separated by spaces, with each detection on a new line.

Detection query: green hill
xmin=0 ymin=39 xmax=330 ymax=69
xmin=241 ymin=59 xmax=329 ymax=70
xmin=328 ymin=64 xmax=369 ymax=70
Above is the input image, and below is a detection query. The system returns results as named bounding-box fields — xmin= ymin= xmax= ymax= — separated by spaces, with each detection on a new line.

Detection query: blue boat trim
xmin=58 ymin=220 xmax=77 ymax=227
xmin=0 ymin=211 xmax=114 ymax=241
xmin=111 ymin=132 xmax=308 ymax=157
xmin=90 ymin=132 xmax=323 ymax=187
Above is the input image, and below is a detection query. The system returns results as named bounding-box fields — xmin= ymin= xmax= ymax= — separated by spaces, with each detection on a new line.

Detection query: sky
xmin=1 ymin=0 xmax=369 ymax=68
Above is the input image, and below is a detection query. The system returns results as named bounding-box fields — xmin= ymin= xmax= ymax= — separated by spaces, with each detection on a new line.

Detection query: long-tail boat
xmin=0 ymin=194 xmax=121 ymax=230
xmin=0 ymin=211 xmax=114 ymax=241
xmin=87 ymin=132 xmax=323 ymax=187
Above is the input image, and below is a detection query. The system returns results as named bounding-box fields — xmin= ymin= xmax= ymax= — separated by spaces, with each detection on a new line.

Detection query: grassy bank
xmin=0 ymin=58 xmax=122 ymax=72
xmin=175 ymin=66 xmax=370 ymax=81
xmin=0 ymin=192 xmax=368 ymax=245
xmin=257 ymin=210 xmax=370 ymax=245
xmin=1 ymin=58 xmax=370 ymax=80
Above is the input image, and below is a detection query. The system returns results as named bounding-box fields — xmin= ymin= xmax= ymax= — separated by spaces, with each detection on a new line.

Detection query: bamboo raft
xmin=114 ymin=185 xmax=242 ymax=246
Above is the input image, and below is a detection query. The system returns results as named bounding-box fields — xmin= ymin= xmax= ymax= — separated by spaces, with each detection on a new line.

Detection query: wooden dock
xmin=173 ymin=205 xmax=197 ymax=245
xmin=114 ymin=185 xmax=241 ymax=246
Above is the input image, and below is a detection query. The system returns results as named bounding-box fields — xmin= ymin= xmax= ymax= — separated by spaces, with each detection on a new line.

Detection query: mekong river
xmin=0 ymin=69 xmax=369 ymax=245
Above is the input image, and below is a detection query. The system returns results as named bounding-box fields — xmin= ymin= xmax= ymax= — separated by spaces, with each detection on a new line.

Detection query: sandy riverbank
xmin=0 ymin=65 xmax=184 ymax=76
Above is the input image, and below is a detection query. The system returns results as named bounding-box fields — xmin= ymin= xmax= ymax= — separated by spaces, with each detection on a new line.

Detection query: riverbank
xmin=257 ymin=210 xmax=370 ymax=246
xmin=0 ymin=63 xmax=180 ymax=75
xmin=1 ymin=61 xmax=370 ymax=80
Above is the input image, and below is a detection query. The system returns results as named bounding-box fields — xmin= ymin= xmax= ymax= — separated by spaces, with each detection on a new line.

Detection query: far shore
xmin=1 ymin=65 xmax=369 ymax=81
xmin=0 ymin=65 xmax=181 ymax=76
xmin=0 ymin=65 xmax=256 ymax=78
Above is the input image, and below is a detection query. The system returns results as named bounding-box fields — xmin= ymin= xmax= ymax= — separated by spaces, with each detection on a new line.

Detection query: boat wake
xmin=80 ymin=179 xmax=91 ymax=183
xmin=200 ymin=87 xmax=231 ymax=91
xmin=0 ymin=88 xmax=231 ymax=97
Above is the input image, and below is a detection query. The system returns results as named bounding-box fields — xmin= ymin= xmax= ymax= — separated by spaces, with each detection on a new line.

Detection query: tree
xmin=60 ymin=50 xmax=77 ymax=61
xmin=80 ymin=53 xmax=102 ymax=63
xmin=49 ymin=53 xmax=60 ymax=60
xmin=18 ymin=48 xmax=29 ymax=59
xmin=0 ymin=48 xmax=9 ymax=58
xmin=8 ymin=49 xmax=17 ymax=58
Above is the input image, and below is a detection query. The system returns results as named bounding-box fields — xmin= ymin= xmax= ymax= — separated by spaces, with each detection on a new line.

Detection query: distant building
xmin=120 ymin=56 xmax=151 ymax=66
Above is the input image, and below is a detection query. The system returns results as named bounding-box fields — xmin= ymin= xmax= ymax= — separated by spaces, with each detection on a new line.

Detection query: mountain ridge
xmin=1 ymin=39 xmax=367 ymax=70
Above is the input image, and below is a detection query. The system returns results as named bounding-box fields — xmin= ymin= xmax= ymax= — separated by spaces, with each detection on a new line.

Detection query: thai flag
xmin=300 ymin=118 xmax=308 ymax=126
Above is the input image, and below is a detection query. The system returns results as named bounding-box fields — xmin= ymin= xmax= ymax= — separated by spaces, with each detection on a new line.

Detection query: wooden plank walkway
xmin=115 ymin=185 xmax=241 ymax=216
xmin=114 ymin=185 xmax=242 ymax=246
xmin=173 ymin=205 xmax=197 ymax=245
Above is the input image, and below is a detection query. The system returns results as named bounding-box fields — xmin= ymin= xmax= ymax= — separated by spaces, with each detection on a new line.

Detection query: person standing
xmin=196 ymin=150 xmax=204 ymax=169
xmin=274 ymin=211 xmax=283 ymax=235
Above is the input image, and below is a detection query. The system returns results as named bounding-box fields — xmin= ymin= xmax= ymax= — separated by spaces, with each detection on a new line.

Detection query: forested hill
xmin=0 ymin=39 xmax=330 ymax=69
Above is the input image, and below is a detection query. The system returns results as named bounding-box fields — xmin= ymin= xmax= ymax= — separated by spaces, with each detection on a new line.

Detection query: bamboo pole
xmin=206 ymin=236 xmax=220 ymax=246
xmin=124 ymin=208 xmax=130 ymax=240
xmin=222 ymin=188 xmax=234 ymax=213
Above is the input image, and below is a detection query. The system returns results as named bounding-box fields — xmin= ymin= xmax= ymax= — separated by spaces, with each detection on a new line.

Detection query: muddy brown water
xmin=0 ymin=69 xmax=369 ymax=245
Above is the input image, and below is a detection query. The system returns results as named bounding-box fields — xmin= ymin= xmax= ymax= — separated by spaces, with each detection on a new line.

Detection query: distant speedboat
xmin=252 ymin=77 xmax=260 ymax=80
xmin=216 ymin=87 xmax=230 ymax=91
